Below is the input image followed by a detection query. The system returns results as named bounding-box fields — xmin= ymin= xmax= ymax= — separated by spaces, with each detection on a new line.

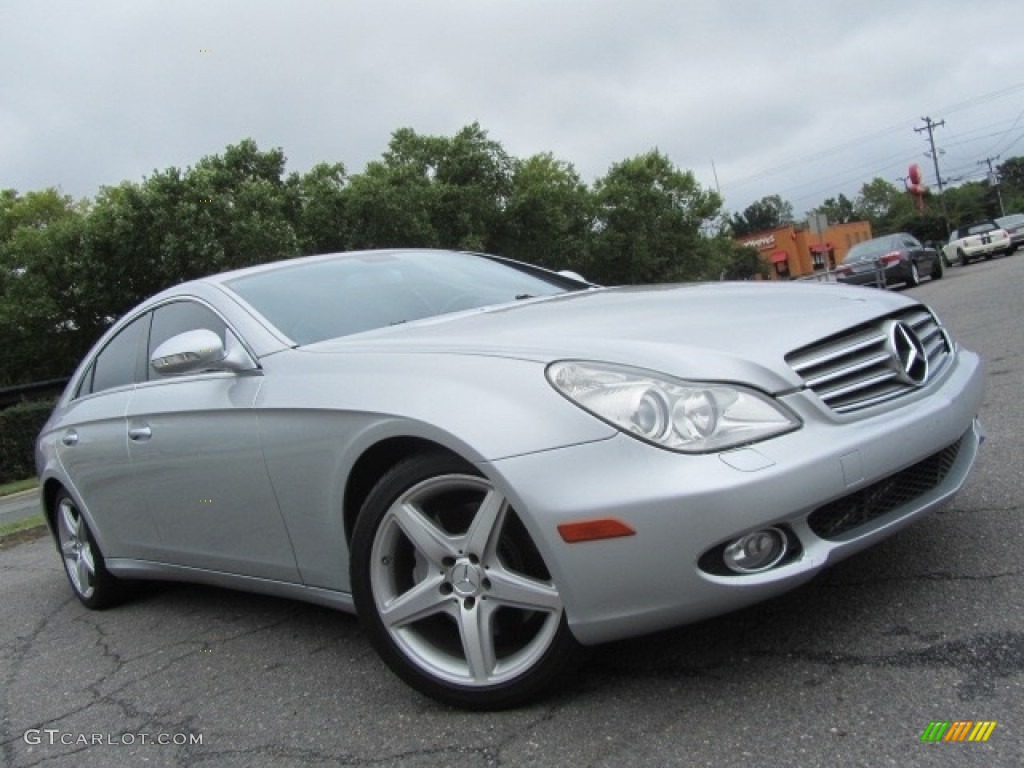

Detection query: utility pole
xmin=916 ymin=117 xmax=951 ymax=234
xmin=978 ymin=156 xmax=1005 ymax=217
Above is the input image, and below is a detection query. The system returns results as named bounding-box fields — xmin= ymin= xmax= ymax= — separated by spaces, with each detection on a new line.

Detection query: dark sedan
xmin=835 ymin=233 xmax=942 ymax=288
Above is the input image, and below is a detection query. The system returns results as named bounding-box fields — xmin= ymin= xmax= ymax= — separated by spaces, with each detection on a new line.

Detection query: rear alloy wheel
xmin=908 ymin=261 xmax=921 ymax=286
xmin=351 ymin=453 xmax=580 ymax=709
xmin=54 ymin=490 xmax=123 ymax=609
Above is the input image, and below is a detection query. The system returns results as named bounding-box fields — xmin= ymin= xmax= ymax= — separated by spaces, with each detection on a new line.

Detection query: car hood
xmin=303 ymin=283 xmax=919 ymax=392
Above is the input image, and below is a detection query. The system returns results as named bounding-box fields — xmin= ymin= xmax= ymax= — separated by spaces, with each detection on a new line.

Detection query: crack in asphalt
xmin=754 ymin=631 xmax=1024 ymax=702
xmin=0 ymin=594 xmax=76 ymax=767
xmin=819 ymin=569 xmax=1023 ymax=587
xmin=1 ymin=599 xmax=305 ymax=767
xmin=588 ymin=631 xmax=1024 ymax=705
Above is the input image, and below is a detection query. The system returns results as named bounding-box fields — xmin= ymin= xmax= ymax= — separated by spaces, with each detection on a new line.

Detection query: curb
xmin=0 ymin=522 xmax=48 ymax=549
xmin=1 ymin=488 xmax=40 ymax=503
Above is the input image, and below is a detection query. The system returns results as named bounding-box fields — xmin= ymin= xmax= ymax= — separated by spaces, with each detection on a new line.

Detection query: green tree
xmin=997 ymin=156 xmax=1024 ymax=194
xmin=717 ymin=242 xmax=771 ymax=280
xmin=729 ymin=195 xmax=794 ymax=237
xmin=0 ymin=189 xmax=91 ymax=384
xmin=942 ymin=181 xmax=993 ymax=226
xmin=853 ymin=178 xmax=914 ymax=234
xmin=590 ymin=150 xmax=722 ymax=284
xmin=814 ymin=193 xmax=856 ymax=224
xmin=287 ymin=162 xmax=349 ymax=254
xmin=188 ymin=139 xmax=299 ymax=270
xmin=497 ymin=152 xmax=592 ymax=272
xmin=344 ymin=157 xmax=439 ymax=249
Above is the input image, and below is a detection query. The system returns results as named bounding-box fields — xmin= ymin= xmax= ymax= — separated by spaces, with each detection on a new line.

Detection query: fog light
xmin=723 ymin=528 xmax=787 ymax=573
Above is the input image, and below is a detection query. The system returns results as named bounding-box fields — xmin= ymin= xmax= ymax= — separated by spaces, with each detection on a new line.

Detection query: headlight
xmin=546 ymin=361 xmax=800 ymax=453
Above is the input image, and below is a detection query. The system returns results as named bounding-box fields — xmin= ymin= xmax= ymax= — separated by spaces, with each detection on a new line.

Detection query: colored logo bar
xmin=920 ymin=721 xmax=997 ymax=742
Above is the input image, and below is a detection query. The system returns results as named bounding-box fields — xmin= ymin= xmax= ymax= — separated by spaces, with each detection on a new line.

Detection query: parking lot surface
xmin=2 ymin=254 xmax=1022 ymax=767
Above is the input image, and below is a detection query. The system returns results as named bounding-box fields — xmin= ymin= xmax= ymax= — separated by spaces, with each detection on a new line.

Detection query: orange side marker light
xmin=558 ymin=518 xmax=636 ymax=543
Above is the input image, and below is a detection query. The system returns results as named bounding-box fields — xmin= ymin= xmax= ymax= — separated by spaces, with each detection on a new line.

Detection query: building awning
xmin=770 ymin=251 xmax=789 ymax=263
xmin=809 ymin=242 xmax=834 ymax=253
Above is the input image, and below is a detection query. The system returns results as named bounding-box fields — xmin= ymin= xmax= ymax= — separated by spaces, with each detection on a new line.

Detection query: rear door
xmin=54 ymin=312 xmax=162 ymax=557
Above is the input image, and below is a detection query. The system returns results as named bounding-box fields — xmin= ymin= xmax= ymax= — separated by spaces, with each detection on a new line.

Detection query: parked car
xmin=942 ymin=220 xmax=1012 ymax=265
xmin=834 ymin=233 xmax=942 ymax=288
xmin=37 ymin=249 xmax=985 ymax=709
xmin=994 ymin=213 xmax=1024 ymax=253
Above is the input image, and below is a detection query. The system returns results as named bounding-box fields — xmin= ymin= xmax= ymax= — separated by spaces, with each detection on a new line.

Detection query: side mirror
xmin=150 ymin=329 xmax=255 ymax=376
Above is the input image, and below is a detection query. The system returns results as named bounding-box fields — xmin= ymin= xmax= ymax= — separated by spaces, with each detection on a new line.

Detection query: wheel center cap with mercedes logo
xmin=887 ymin=321 xmax=929 ymax=386
xmin=450 ymin=562 xmax=484 ymax=598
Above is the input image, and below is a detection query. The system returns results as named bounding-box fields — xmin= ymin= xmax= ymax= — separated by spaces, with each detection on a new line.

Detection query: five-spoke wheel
xmin=54 ymin=490 xmax=122 ymax=609
xmin=351 ymin=453 xmax=579 ymax=709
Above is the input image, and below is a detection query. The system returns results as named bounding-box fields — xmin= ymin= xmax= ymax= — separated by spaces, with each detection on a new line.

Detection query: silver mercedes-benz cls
xmin=36 ymin=248 xmax=985 ymax=709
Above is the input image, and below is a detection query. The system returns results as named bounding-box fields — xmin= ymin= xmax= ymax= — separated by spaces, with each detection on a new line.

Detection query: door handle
xmin=61 ymin=431 xmax=79 ymax=446
xmin=128 ymin=425 xmax=152 ymax=441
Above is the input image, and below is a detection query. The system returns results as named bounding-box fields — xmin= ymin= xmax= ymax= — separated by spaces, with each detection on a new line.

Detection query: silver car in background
xmin=37 ymin=249 xmax=985 ymax=709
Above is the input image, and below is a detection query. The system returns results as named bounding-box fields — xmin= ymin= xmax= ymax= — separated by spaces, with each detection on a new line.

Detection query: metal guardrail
xmin=0 ymin=378 xmax=69 ymax=409
xmin=796 ymin=260 xmax=889 ymax=288
xmin=795 ymin=270 xmax=838 ymax=283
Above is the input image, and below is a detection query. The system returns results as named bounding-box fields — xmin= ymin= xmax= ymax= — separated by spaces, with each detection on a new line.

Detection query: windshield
xmin=953 ymin=222 xmax=997 ymax=239
xmin=226 ymin=250 xmax=586 ymax=344
xmin=842 ymin=236 xmax=899 ymax=263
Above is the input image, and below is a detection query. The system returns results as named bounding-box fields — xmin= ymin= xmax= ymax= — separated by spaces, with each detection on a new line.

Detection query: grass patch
xmin=0 ymin=478 xmax=37 ymax=497
xmin=0 ymin=514 xmax=48 ymax=549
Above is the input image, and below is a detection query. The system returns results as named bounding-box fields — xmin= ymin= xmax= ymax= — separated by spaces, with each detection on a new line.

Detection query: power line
xmin=916 ymin=117 xmax=950 ymax=233
xmin=723 ymin=82 xmax=1024 ymax=193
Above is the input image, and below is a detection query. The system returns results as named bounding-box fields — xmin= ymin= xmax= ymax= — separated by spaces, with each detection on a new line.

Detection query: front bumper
xmin=484 ymin=347 xmax=985 ymax=645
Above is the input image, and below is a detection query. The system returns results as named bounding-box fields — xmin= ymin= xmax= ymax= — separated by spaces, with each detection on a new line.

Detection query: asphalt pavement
xmin=2 ymin=253 xmax=1022 ymax=767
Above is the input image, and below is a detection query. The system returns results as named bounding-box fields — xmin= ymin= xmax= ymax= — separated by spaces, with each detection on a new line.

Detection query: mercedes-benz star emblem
xmin=451 ymin=563 xmax=481 ymax=597
xmin=887 ymin=321 xmax=929 ymax=386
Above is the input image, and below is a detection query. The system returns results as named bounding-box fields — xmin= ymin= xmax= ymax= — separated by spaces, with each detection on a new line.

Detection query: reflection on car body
xmin=37 ymin=249 xmax=985 ymax=708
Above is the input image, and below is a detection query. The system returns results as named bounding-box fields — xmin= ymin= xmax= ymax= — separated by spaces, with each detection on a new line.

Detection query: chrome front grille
xmin=786 ymin=307 xmax=952 ymax=414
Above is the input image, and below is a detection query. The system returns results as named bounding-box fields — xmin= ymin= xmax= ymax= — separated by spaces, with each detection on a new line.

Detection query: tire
xmin=907 ymin=261 xmax=921 ymax=287
xmin=350 ymin=453 xmax=581 ymax=709
xmin=930 ymin=256 xmax=943 ymax=280
xmin=958 ymin=249 xmax=969 ymax=267
xmin=54 ymin=490 xmax=124 ymax=609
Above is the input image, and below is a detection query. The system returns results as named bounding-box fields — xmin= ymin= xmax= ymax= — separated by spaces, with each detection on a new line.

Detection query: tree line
xmin=1 ymin=124 xmax=759 ymax=386
xmin=3 ymin=121 xmax=1021 ymax=387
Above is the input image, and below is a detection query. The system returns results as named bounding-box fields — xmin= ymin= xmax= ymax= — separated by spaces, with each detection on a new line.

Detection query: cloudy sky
xmin=3 ymin=0 xmax=1023 ymax=218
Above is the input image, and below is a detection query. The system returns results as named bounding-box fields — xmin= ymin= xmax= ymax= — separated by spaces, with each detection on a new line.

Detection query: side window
xmin=147 ymin=300 xmax=228 ymax=379
xmin=89 ymin=313 xmax=150 ymax=395
xmin=75 ymin=362 xmax=96 ymax=398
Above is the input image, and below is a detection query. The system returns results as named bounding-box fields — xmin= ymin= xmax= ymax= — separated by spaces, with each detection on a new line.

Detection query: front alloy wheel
xmin=351 ymin=454 xmax=580 ymax=709
xmin=54 ymin=490 xmax=122 ymax=609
